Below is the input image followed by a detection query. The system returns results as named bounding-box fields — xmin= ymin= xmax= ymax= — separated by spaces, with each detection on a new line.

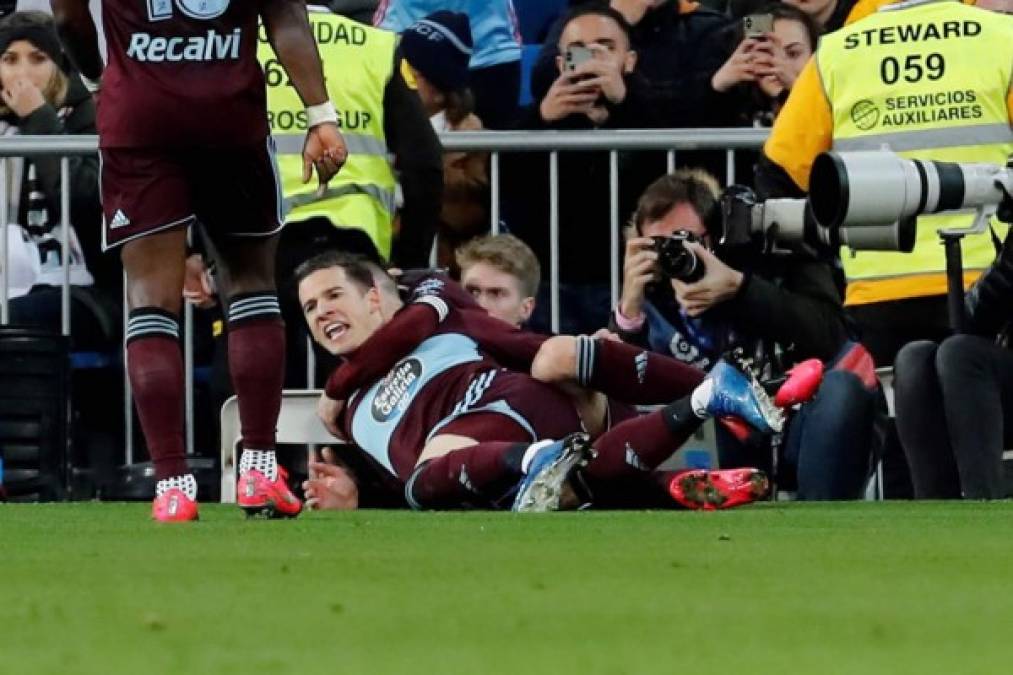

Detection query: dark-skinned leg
xmin=209 ymin=233 xmax=286 ymax=485
xmin=122 ymin=227 xmax=192 ymax=497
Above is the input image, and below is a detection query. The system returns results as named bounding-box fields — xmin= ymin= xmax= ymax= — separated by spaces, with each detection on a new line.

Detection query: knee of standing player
xmin=531 ymin=335 xmax=578 ymax=383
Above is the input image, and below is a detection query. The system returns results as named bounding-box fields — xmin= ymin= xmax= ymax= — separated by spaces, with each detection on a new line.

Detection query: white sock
xmin=239 ymin=449 xmax=278 ymax=481
xmin=690 ymin=378 xmax=715 ymax=419
xmin=156 ymin=473 xmax=197 ymax=500
xmin=520 ymin=440 xmax=556 ymax=474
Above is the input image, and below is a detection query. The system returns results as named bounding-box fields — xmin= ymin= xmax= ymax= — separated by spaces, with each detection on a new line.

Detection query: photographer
xmin=894 ymin=222 xmax=1013 ymax=500
xmin=611 ymin=169 xmax=878 ymax=499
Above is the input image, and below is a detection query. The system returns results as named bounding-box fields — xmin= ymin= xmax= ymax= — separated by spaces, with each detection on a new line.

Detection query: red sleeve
xmin=324 ymin=301 xmax=442 ymax=400
xmin=457 ymin=308 xmax=549 ymax=372
xmin=414 ymin=274 xmax=550 ymax=369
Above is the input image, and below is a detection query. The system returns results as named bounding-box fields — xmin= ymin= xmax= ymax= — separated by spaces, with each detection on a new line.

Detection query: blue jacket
xmin=374 ymin=0 xmax=521 ymax=69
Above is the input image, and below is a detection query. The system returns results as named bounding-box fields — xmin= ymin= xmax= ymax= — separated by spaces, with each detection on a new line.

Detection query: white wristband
xmin=81 ymin=74 xmax=101 ymax=94
xmin=305 ymin=101 xmax=338 ymax=128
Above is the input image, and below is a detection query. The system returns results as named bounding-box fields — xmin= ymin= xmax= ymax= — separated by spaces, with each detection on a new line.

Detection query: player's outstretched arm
xmin=50 ymin=0 xmax=103 ymax=84
xmin=324 ymin=303 xmax=442 ymax=401
xmin=262 ymin=0 xmax=347 ymax=186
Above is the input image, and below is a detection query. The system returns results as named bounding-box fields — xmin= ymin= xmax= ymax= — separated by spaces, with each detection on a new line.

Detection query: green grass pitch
xmin=3 ymin=501 xmax=1013 ymax=675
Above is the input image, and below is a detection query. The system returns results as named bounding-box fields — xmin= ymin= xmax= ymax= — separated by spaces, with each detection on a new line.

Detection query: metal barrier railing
xmin=0 ymin=129 xmax=769 ymax=463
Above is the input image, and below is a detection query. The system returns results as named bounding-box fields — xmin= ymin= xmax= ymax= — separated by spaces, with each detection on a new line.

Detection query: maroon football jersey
xmin=99 ymin=0 xmax=268 ymax=148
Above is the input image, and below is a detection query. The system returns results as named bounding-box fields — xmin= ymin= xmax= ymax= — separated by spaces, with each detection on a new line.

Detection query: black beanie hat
xmin=400 ymin=11 xmax=473 ymax=94
xmin=0 ymin=15 xmax=64 ymax=67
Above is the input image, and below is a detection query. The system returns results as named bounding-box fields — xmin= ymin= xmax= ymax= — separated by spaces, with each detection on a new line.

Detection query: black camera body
xmin=651 ymin=232 xmax=705 ymax=282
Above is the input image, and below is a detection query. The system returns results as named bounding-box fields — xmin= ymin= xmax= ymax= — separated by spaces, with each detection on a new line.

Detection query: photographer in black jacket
xmin=894 ymin=215 xmax=1013 ymax=500
xmin=610 ymin=169 xmax=878 ymax=499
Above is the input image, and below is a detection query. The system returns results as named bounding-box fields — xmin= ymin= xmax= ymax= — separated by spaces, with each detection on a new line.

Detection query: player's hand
xmin=303 ymin=447 xmax=359 ymax=510
xmin=302 ymin=122 xmax=348 ymax=192
xmin=182 ymin=253 xmax=217 ymax=308
xmin=317 ymin=393 xmax=345 ymax=439
xmin=672 ymin=242 xmax=744 ymax=317
xmin=619 ymin=237 xmax=658 ymax=322
xmin=2 ymin=77 xmax=46 ymax=119
xmin=591 ymin=328 xmax=622 ymax=342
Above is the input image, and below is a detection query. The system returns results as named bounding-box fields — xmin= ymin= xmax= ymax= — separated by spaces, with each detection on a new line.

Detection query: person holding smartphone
xmin=504 ymin=4 xmax=662 ymax=335
xmin=536 ymin=6 xmax=639 ymax=126
xmin=711 ymin=3 xmax=819 ymax=125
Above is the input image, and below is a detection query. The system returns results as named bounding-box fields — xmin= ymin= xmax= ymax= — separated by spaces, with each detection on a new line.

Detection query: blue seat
xmin=70 ymin=351 xmax=116 ymax=370
xmin=514 ymin=0 xmax=567 ymax=44
xmin=518 ymin=43 xmax=542 ymax=107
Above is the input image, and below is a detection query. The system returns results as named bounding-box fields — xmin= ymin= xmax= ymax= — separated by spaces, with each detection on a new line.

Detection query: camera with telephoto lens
xmin=652 ymin=231 xmax=705 ymax=282
xmin=720 ymin=184 xmax=916 ymax=253
xmin=810 ymin=150 xmax=1013 ymax=231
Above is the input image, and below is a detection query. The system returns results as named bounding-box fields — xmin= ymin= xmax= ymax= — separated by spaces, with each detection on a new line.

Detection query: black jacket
xmin=609 ymin=246 xmax=851 ymax=375
xmin=501 ymin=79 xmax=665 ymax=286
xmin=531 ymin=1 xmax=738 ymax=129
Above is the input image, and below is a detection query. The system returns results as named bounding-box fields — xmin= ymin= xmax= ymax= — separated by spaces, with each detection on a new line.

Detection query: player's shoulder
xmin=403 ymin=272 xmax=480 ymax=312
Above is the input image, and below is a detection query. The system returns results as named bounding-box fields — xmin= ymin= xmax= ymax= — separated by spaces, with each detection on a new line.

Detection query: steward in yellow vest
xmin=757 ymin=0 xmax=1013 ymax=362
xmin=259 ymin=6 xmax=443 ymax=267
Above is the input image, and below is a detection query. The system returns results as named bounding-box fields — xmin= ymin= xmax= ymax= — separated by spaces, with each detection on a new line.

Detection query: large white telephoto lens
xmin=810 ymin=151 xmax=1012 ymax=229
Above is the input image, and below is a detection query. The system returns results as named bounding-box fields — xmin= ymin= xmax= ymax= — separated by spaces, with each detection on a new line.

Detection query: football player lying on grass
xmin=297 ymin=251 xmax=789 ymax=512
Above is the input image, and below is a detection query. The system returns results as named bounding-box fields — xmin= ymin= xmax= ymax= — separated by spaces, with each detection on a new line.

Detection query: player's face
xmin=0 ymin=40 xmax=56 ymax=95
xmin=298 ymin=267 xmax=383 ymax=356
xmin=640 ymin=201 xmax=710 ymax=247
xmin=461 ymin=262 xmax=534 ymax=328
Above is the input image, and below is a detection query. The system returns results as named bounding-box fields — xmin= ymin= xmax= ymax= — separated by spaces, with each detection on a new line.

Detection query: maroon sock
xmin=405 ymin=442 xmax=527 ymax=509
xmin=586 ymin=397 xmax=701 ymax=481
xmin=575 ymin=336 xmax=705 ymax=405
xmin=126 ymin=309 xmax=186 ymax=481
xmin=227 ymin=293 xmax=285 ymax=450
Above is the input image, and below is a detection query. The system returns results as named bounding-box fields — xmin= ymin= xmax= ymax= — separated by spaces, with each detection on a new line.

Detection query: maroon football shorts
xmin=100 ymin=137 xmax=283 ymax=249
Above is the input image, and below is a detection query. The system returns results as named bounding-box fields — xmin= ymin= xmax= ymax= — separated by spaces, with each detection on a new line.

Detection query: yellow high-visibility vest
xmin=816 ymin=0 xmax=1013 ymax=305
xmin=259 ymin=9 xmax=398 ymax=259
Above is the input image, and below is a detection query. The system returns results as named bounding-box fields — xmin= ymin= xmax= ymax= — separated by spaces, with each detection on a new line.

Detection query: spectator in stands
xmin=400 ymin=11 xmax=489 ymax=273
xmin=0 ymin=11 xmax=117 ymax=351
xmin=504 ymin=3 xmax=660 ymax=334
xmin=711 ymin=3 xmax=818 ymax=126
xmin=894 ymin=219 xmax=1013 ymax=500
xmin=456 ymin=233 xmax=539 ymax=328
xmin=375 ymin=0 xmax=522 ymax=129
xmin=610 ymin=169 xmax=878 ymax=499
xmin=531 ymin=0 xmax=736 ymax=129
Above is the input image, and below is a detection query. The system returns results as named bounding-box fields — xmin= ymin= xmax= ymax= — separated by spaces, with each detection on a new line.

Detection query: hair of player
xmin=0 ymin=11 xmax=68 ymax=117
xmin=455 ymin=233 xmax=541 ymax=299
xmin=557 ymin=2 xmax=633 ymax=50
xmin=293 ymin=250 xmax=389 ymax=295
xmin=631 ymin=168 xmax=722 ymax=235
